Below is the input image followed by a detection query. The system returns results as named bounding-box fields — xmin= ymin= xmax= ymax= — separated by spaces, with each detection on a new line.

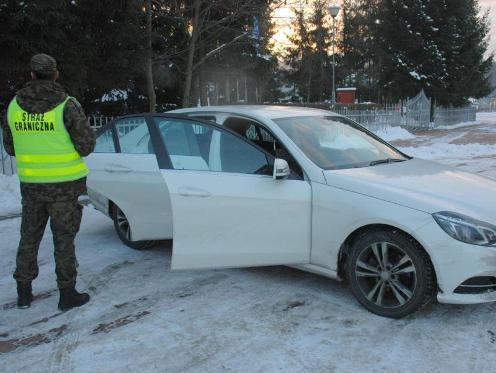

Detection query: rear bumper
xmin=413 ymin=221 xmax=496 ymax=305
xmin=87 ymin=187 xmax=110 ymax=217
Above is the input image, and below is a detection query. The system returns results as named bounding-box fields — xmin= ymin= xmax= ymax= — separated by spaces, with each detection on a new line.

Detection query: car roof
xmin=169 ymin=105 xmax=341 ymax=120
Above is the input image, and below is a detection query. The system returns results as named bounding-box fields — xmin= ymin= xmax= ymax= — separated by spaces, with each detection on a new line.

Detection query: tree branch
xmin=192 ymin=32 xmax=249 ymax=72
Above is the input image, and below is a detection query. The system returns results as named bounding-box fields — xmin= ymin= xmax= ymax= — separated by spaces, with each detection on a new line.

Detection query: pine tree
xmin=309 ymin=0 xmax=332 ymax=101
xmin=0 ymin=0 xmax=146 ymax=115
xmin=340 ymin=0 xmax=381 ymax=102
xmin=73 ymin=0 xmax=146 ymax=114
xmin=440 ymin=0 xmax=493 ymax=106
xmin=0 ymin=0 xmax=78 ymax=111
xmin=283 ymin=0 xmax=337 ymax=103
xmin=283 ymin=5 xmax=313 ymax=102
xmin=376 ymin=0 xmax=493 ymax=106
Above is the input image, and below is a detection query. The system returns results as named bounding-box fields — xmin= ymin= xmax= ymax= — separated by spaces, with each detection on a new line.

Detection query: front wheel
xmin=112 ymin=205 xmax=153 ymax=250
xmin=346 ymin=229 xmax=435 ymax=318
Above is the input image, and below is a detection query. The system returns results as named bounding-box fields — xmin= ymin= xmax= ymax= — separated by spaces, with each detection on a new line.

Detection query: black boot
xmin=17 ymin=282 xmax=33 ymax=309
xmin=58 ymin=287 xmax=90 ymax=311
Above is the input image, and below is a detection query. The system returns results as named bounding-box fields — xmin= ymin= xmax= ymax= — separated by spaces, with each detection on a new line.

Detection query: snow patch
xmin=100 ymin=89 xmax=129 ymax=102
xmin=436 ymin=121 xmax=479 ymax=130
xmin=375 ymin=126 xmax=416 ymax=141
xmin=0 ymin=175 xmax=21 ymax=215
xmin=476 ymin=111 xmax=496 ymax=121
xmin=399 ymin=143 xmax=496 ymax=160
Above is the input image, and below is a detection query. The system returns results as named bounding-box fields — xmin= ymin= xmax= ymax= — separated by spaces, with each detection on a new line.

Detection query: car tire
xmin=346 ymin=229 xmax=435 ymax=318
xmin=112 ymin=204 xmax=154 ymax=250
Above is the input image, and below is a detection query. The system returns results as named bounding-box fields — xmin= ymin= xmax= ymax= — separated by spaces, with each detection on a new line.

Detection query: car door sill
xmin=290 ymin=263 xmax=341 ymax=281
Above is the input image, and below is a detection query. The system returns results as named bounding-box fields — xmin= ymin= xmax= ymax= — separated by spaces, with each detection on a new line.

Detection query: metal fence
xmin=0 ymin=130 xmax=16 ymax=175
xmin=334 ymin=91 xmax=476 ymax=131
xmin=88 ymin=115 xmax=113 ymax=130
xmin=433 ymin=107 xmax=476 ymax=127
xmin=333 ymin=106 xmax=402 ymax=132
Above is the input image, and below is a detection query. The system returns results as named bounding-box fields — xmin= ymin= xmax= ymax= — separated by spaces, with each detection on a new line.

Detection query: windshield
xmin=274 ymin=116 xmax=408 ymax=170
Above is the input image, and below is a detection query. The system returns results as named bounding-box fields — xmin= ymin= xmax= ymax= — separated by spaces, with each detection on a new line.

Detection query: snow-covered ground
xmin=391 ymin=112 xmax=496 ymax=180
xmin=374 ymin=125 xmax=416 ymax=142
xmin=0 ymin=175 xmax=21 ymax=216
xmin=1 ymin=113 xmax=496 ymax=372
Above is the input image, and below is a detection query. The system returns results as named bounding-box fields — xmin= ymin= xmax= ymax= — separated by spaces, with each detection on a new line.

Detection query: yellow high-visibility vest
xmin=7 ymin=96 xmax=89 ymax=183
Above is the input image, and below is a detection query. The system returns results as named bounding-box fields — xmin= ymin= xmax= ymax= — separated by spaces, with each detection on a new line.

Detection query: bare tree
xmin=182 ymin=0 xmax=201 ymax=107
xmin=145 ymin=0 xmax=157 ymax=112
xmin=180 ymin=0 xmax=283 ymax=107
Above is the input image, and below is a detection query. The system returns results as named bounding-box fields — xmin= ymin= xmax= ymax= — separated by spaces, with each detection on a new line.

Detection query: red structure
xmin=336 ymin=88 xmax=357 ymax=104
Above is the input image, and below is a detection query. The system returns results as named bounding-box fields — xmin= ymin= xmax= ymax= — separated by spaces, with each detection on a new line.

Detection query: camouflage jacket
xmin=1 ymin=80 xmax=96 ymax=201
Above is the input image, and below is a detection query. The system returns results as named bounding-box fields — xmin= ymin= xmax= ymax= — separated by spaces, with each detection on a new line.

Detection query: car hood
xmin=323 ymin=158 xmax=496 ymax=222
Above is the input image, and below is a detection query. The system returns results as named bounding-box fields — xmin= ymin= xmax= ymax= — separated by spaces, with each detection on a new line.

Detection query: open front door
xmin=153 ymin=116 xmax=311 ymax=270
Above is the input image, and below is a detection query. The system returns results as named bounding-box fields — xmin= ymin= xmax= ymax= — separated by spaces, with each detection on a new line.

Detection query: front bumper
xmin=413 ymin=221 xmax=496 ymax=304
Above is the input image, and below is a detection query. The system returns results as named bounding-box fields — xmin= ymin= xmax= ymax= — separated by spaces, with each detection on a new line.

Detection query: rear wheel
xmin=112 ymin=204 xmax=153 ymax=250
xmin=346 ymin=229 xmax=435 ymax=318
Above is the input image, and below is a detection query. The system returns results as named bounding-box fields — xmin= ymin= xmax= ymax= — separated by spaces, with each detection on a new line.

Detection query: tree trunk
xmin=244 ymin=76 xmax=248 ymax=103
xmin=198 ymin=36 xmax=208 ymax=106
xmin=225 ymin=78 xmax=231 ymax=104
xmin=145 ymin=0 xmax=156 ymax=112
xmin=182 ymin=0 xmax=201 ymax=108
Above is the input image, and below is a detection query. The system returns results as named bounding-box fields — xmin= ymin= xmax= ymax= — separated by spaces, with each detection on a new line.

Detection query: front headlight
xmin=433 ymin=212 xmax=496 ymax=246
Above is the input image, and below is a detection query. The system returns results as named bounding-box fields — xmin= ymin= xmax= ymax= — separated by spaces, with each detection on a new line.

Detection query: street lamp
xmin=329 ymin=4 xmax=340 ymax=104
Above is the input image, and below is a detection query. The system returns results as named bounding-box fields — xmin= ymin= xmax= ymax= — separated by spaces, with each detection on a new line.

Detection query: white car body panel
xmin=161 ymin=170 xmax=312 ymax=270
xmin=323 ymin=158 xmax=496 ymax=221
xmin=86 ymin=153 xmax=173 ymax=240
xmin=310 ymin=181 xmax=434 ymax=271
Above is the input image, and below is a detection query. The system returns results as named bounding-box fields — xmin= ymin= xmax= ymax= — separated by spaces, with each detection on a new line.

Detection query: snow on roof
xmin=170 ymin=105 xmax=340 ymax=119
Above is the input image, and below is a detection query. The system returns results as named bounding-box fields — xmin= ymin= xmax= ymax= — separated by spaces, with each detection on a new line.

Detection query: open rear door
xmin=152 ymin=115 xmax=312 ymax=270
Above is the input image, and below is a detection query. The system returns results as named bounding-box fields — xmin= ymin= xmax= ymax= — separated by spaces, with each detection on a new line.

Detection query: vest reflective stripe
xmin=7 ymin=96 xmax=89 ymax=183
xmin=16 ymin=152 xmax=81 ymax=163
xmin=18 ymin=162 xmax=89 ymax=177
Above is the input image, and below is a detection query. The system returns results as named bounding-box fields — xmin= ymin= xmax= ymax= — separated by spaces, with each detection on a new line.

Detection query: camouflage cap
xmin=30 ymin=53 xmax=57 ymax=73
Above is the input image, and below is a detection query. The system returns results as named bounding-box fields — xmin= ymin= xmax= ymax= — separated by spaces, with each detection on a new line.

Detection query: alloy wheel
xmin=354 ymin=242 xmax=417 ymax=308
xmin=115 ymin=208 xmax=131 ymax=241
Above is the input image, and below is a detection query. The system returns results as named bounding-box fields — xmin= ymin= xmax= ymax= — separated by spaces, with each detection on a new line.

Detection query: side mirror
xmin=273 ymin=158 xmax=290 ymax=180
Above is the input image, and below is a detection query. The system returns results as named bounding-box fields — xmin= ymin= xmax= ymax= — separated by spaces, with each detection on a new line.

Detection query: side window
xmin=94 ymin=127 xmax=116 ymax=153
xmin=115 ymin=117 xmax=153 ymax=154
xmin=155 ymin=118 xmax=271 ymax=175
xmin=223 ymin=116 xmax=303 ymax=179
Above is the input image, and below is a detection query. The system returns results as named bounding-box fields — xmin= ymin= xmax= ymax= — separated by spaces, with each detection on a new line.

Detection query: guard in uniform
xmin=1 ymin=54 xmax=96 ymax=310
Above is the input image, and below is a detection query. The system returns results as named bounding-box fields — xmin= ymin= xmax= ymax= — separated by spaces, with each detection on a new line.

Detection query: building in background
xmin=336 ymin=87 xmax=356 ymax=104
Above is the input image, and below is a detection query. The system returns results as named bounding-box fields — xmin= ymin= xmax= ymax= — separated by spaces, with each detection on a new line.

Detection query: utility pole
xmin=329 ymin=4 xmax=341 ymax=104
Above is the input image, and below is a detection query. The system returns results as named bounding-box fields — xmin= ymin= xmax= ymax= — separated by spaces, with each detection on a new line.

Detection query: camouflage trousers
xmin=13 ymin=198 xmax=83 ymax=289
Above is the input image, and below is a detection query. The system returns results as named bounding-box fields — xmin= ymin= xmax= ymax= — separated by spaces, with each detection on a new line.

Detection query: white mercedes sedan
xmin=86 ymin=105 xmax=496 ymax=318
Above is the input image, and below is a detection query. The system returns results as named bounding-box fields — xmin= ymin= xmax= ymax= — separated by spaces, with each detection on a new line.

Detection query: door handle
xmin=104 ymin=165 xmax=132 ymax=173
xmin=178 ymin=187 xmax=211 ymax=198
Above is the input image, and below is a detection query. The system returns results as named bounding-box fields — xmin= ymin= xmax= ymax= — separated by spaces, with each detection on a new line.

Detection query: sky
xmin=271 ymin=0 xmax=496 ymax=57
xmin=480 ymin=0 xmax=496 ymax=55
